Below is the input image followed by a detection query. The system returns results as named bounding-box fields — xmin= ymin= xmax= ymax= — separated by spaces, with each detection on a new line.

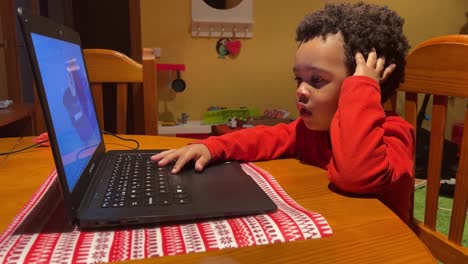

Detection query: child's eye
xmin=296 ymin=76 xmax=327 ymax=88
xmin=309 ymin=76 xmax=326 ymax=88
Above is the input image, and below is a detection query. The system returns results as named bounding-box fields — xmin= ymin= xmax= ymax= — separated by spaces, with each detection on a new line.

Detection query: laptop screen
xmin=31 ymin=33 xmax=102 ymax=191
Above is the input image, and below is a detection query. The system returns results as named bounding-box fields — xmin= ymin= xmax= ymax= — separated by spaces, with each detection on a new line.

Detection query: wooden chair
xmin=83 ymin=48 xmax=158 ymax=134
xmin=399 ymin=35 xmax=468 ymax=263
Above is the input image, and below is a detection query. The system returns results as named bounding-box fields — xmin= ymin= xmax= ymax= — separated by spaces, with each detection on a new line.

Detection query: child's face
xmin=294 ymin=33 xmax=348 ymax=130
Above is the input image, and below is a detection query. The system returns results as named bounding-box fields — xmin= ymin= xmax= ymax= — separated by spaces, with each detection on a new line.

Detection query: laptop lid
xmin=17 ymin=8 xmax=107 ymax=219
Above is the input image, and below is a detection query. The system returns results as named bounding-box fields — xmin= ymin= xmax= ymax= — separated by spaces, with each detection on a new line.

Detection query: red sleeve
xmin=195 ymin=119 xmax=299 ymax=162
xmin=327 ymin=76 xmax=415 ymax=194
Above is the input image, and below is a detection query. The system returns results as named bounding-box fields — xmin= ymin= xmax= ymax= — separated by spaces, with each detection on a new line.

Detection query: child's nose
xmin=296 ymin=82 xmax=309 ymax=98
xmin=296 ymin=85 xmax=310 ymax=104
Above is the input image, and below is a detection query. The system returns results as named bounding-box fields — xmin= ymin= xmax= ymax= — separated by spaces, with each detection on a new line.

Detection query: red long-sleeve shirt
xmin=198 ymin=76 xmax=415 ymax=222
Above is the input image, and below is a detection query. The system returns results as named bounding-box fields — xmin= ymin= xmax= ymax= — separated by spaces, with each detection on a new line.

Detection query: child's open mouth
xmin=300 ymin=108 xmax=312 ymax=116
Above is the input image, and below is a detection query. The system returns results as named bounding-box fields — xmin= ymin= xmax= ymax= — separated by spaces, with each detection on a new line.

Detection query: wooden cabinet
xmin=1 ymin=0 xmax=30 ymax=136
xmin=0 ymin=0 xmax=142 ymax=137
xmin=0 ymin=0 xmax=44 ymax=136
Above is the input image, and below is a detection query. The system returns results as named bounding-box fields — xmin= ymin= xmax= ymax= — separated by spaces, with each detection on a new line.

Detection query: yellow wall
xmin=140 ymin=0 xmax=468 ymax=122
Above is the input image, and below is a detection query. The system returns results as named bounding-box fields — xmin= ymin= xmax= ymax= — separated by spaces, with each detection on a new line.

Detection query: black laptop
xmin=17 ymin=8 xmax=276 ymax=229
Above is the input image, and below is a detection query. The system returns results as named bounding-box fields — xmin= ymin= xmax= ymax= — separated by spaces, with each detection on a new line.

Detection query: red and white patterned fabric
xmin=0 ymin=163 xmax=332 ymax=263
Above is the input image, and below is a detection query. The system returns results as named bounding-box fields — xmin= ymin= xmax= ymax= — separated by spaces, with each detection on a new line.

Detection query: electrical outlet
xmin=154 ymin=47 xmax=161 ymax=58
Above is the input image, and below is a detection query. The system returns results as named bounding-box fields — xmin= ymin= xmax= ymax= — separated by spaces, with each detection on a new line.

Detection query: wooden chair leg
xmin=142 ymin=49 xmax=158 ymax=135
xmin=131 ymin=83 xmax=144 ymax=134
xmin=91 ymin=83 xmax=104 ymax=130
xmin=116 ymin=83 xmax=128 ymax=134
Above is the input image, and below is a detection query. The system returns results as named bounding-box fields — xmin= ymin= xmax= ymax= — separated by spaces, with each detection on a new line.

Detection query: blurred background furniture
xmin=0 ymin=0 xmax=142 ymax=137
xmin=83 ymin=48 xmax=158 ymax=134
xmin=0 ymin=103 xmax=36 ymax=137
xmin=399 ymin=34 xmax=468 ymax=263
xmin=0 ymin=0 xmax=39 ymax=136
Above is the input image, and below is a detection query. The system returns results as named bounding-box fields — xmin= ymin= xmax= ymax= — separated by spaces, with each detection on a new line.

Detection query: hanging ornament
xmin=216 ymin=38 xmax=230 ymax=58
xmin=226 ymin=40 xmax=241 ymax=56
xmin=216 ymin=38 xmax=242 ymax=58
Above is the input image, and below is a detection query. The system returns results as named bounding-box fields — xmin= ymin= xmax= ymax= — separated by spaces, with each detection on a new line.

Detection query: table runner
xmin=0 ymin=163 xmax=332 ymax=263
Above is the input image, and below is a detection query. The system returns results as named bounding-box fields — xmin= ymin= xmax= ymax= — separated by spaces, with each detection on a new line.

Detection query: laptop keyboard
xmin=101 ymin=153 xmax=191 ymax=208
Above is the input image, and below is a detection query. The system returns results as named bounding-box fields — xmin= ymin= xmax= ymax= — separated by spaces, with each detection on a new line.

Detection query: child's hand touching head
xmin=354 ymin=49 xmax=397 ymax=84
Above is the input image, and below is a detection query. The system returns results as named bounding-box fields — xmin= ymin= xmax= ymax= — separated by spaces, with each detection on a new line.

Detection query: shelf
xmin=158 ymin=120 xmax=211 ymax=135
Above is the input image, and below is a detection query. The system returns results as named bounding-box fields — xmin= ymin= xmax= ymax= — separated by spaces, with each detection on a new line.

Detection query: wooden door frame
xmin=128 ymin=0 xmax=146 ymax=133
xmin=129 ymin=0 xmax=142 ymax=62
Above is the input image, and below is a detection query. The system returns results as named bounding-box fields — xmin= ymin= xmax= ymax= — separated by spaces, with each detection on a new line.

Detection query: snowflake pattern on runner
xmin=0 ymin=163 xmax=332 ymax=264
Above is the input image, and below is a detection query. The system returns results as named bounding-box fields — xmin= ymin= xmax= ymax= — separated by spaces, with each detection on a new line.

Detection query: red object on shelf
xmin=156 ymin=64 xmax=185 ymax=71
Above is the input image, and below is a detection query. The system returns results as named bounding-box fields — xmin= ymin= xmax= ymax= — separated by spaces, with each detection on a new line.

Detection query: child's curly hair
xmin=296 ymin=2 xmax=410 ymax=103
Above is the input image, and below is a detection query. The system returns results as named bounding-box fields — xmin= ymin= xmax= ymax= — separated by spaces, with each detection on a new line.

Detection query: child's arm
xmin=201 ymin=119 xmax=299 ymax=162
xmin=327 ymin=54 xmax=414 ymax=194
xmin=152 ymin=119 xmax=299 ymax=173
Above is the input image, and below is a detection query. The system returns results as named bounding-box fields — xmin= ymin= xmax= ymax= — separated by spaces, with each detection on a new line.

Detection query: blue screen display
xmin=31 ymin=33 xmax=102 ymax=191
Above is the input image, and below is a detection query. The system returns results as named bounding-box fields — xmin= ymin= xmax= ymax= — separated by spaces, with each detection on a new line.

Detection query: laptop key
xmin=173 ymin=188 xmax=186 ymax=194
xmin=112 ymin=202 xmax=125 ymax=207
xmin=173 ymin=193 xmax=188 ymax=199
xmin=114 ymin=191 xmax=127 ymax=197
xmin=128 ymin=200 xmax=141 ymax=207
xmin=113 ymin=197 xmax=125 ymax=203
xmin=159 ymin=188 xmax=169 ymax=194
xmin=129 ymin=193 xmax=140 ymax=199
xmin=158 ymin=199 xmax=172 ymax=205
xmin=144 ymin=196 xmax=156 ymax=206
xmin=174 ymin=198 xmax=190 ymax=204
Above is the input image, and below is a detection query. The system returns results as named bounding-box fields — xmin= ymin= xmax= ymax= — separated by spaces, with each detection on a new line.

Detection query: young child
xmin=152 ymin=2 xmax=414 ymax=222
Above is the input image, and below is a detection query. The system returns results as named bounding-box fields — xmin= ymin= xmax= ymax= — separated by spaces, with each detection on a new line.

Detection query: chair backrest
xmin=83 ymin=48 xmax=158 ymax=134
xmin=399 ymin=35 xmax=468 ymax=263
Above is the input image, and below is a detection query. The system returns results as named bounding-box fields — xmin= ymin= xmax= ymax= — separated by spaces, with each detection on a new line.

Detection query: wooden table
xmin=0 ymin=135 xmax=436 ymax=263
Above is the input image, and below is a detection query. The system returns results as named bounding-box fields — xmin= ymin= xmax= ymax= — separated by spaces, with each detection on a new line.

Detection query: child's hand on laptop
xmin=151 ymin=144 xmax=212 ymax=174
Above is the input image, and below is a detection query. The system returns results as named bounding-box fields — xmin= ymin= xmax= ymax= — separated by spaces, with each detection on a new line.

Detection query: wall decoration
xmin=216 ymin=38 xmax=242 ymax=58
xmin=191 ymin=0 xmax=253 ymax=38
